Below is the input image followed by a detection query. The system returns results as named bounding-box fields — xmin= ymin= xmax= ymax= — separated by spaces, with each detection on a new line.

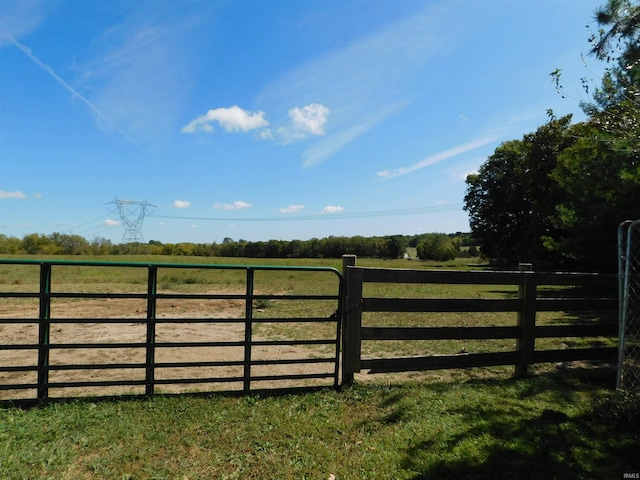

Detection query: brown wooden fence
xmin=341 ymin=255 xmax=618 ymax=385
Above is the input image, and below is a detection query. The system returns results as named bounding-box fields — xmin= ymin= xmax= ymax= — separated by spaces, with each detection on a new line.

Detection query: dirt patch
xmin=0 ymin=296 xmax=338 ymax=400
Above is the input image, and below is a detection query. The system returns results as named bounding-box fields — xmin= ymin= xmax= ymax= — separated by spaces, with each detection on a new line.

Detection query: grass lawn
xmin=0 ymin=368 xmax=638 ymax=479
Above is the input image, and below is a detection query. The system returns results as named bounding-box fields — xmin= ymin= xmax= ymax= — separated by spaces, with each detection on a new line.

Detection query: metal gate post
xmin=145 ymin=266 xmax=158 ymax=396
xmin=37 ymin=262 xmax=52 ymax=401
xmin=244 ymin=268 xmax=255 ymax=393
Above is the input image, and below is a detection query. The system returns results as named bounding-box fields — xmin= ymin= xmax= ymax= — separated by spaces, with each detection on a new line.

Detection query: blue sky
xmin=1 ymin=0 xmax=605 ymax=245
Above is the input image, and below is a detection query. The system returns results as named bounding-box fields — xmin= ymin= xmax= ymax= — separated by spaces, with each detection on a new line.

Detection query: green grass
xmin=0 ymin=371 xmax=637 ymax=479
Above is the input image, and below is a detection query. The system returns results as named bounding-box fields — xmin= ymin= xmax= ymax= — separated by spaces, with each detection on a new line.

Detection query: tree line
xmin=464 ymin=0 xmax=640 ymax=272
xmin=0 ymin=232 xmax=479 ymax=261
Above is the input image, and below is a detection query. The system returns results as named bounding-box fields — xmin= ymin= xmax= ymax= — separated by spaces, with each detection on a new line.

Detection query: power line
xmin=69 ymin=213 xmax=112 ymax=235
xmin=150 ymin=204 xmax=464 ymax=223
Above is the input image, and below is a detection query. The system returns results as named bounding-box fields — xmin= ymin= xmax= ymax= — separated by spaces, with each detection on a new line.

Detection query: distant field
xmin=0 ymin=253 xmax=484 ymax=269
xmin=0 ymin=254 xmax=613 ymax=390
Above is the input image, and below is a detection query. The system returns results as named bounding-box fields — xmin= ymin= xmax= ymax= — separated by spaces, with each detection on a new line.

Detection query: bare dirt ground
xmin=0 ymin=296 xmax=338 ymax=400
xmin=0 ymin=294 xmax=608 ymax=401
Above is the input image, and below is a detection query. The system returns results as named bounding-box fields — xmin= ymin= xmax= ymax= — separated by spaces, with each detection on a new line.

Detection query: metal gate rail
xmin=0 ymin=259 xmax=343 ymax=401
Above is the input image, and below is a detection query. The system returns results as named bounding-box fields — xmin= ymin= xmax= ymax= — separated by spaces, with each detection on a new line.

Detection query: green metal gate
xmin=0 ymin=260 xmax=343 ymax=402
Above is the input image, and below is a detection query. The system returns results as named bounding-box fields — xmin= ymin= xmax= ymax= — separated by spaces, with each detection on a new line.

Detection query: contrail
xmin=7 ymin=35 xmax=142 ymax=150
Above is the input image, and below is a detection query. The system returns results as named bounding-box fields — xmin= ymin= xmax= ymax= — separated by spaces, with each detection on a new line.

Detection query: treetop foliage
xmin=465 ymin=0 xmax=640 ymax=272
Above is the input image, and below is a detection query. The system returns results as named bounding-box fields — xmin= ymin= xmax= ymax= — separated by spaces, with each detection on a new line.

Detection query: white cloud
xmin=213 ymin=200 xmax=252 ymax=210
xmin=321 ymin=205 xmax=345 ymax=214
xmin=289 ymin=103 xmax=329 ymax=136
xmin=258 ymin=128 xmax=273 ymax=140
xmin=105 ymin=219 xmax=120 ymax=227
xmin=182 ymin=106 xmax=269 ymax=134
xmin=279 ymin=204 xmax=304 ymax=214
xmin=376 ymin=135 xmax=502 ymax=181
xmin=0 ymin=190 xmax=27 ymax=199
xmin=173 ymin=200 xmax=190 ymax=208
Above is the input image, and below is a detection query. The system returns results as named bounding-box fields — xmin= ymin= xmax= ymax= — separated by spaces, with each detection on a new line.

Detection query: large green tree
xmin=550 ymin=122 xmax=640 ymax=270
xmin=553 ymin=0 xmax=640 ymax=270
xmin=464 ymin=116 xmax=574 ymax=267
xmin=465 ymin=115 xmax=638 ymax=271
xmin=416 ymin=234 xmax=458 ymax=261
xmin=466 ymin=0 xmax=640 ymax=271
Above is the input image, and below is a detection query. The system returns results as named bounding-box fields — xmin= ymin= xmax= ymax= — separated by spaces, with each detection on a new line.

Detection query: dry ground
xmin=0 ymin=290 xmax=606 ymax=401
xmin=0 ymin=294 xmax=338 ymax=400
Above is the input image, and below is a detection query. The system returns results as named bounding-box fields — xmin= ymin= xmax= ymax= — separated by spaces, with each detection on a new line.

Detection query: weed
xmin=254 ymin=298 xmax=273 ymax=309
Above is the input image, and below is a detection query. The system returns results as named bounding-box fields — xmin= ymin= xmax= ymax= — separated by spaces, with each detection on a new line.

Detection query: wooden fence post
xmin=515 ymin=263 xmax=536 ymax=377
xmin=342 ymin=255 xmax=362 ymax=387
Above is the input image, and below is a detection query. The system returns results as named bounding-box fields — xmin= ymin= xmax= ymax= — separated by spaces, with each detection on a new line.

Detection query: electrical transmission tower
xmin=106 ymin=198 xmax=156 ymax=254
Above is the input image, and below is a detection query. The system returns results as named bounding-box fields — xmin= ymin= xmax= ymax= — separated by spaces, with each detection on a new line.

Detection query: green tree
xmin=545 ymin=0 xmax=640 ymax=270
xmin=91 ymin=237 xmax=114 ymax=255
xmin=377 ymin=235 xmax=408 ymax=259
xmin=20 ymin=233 xmax=58 ymax=254
xmin=219 ymin=239 xmax=239 ymax=257
xmin=48 ymin=233 xmax=90 ymax=255
xmin=464 ymin=116 xmax=573 ymax=267
xmin=416 ymin=233 xmax=458 ymax=261
xmin=550 ymin=122 xmax=640 ymax=270
xmin=0 ymin=234 xmax=21 ymax=254
xmin=554 ymin=0 xmax=640 ymax=152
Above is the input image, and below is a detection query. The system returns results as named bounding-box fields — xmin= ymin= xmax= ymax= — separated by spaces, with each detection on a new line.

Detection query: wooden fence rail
xmin=341 ymin=255 xmax=618 ymax=385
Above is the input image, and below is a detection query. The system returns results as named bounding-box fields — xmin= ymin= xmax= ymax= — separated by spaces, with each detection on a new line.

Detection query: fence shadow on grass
xmin=405 ymin=409 xmax=635 ymax=480
xmin=399 ymin=368 xmax=637 ymax=480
